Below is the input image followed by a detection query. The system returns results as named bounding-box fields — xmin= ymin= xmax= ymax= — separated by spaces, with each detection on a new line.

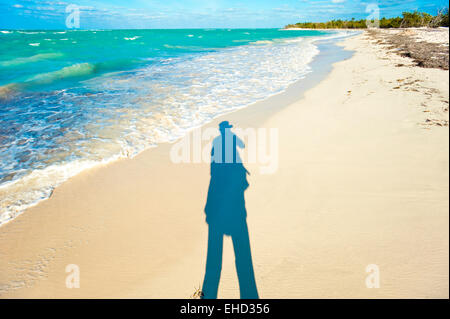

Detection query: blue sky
xmin=1 ymin=0 xmax=448 ymax=29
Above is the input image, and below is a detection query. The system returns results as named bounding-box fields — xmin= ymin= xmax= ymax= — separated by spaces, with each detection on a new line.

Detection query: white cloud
xmin=36 ymin=6 xmax=56 ymax=11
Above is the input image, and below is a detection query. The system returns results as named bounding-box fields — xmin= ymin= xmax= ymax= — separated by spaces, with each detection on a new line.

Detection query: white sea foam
xmin=251 ymin=40 xmax=274 ymax=45
xmin=25 ymin=63 xmax=96 ymax=85
xmin=0 ymin=53 xmax=63 ymax=67
xmin=124 ymin=36 xmax=141 ymax=40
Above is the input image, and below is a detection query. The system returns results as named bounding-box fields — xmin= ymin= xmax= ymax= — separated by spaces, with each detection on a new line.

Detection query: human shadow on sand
xmin=201 ymin=121 xmax=259 ymax=299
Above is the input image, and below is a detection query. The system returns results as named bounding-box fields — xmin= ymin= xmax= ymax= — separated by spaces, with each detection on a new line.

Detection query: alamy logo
xmin=170 ymin=126 xmax=279 ymax=174
xmin=65 ymin=4 xmax=80 ymax=29
xmin=365 ymin=4 xmax=380 ymax=28
xmin=65 ymin=264 xmax=80 ymax=288
xmin=365 ymin=264 xmax=380 ymax=288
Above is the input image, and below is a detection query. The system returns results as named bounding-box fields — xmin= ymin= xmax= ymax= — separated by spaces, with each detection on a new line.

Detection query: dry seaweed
xmin=368 ymin=29 xmax=449 ymax=70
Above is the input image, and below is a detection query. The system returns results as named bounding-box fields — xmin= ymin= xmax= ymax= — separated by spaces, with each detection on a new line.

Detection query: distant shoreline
xmin=284 ymin=9 xmax=449 ymax=29
xmin=284 ymin=26 xmax=449 ymax=30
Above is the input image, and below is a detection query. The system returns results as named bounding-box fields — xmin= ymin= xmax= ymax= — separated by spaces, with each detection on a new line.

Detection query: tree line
xmin=285 ymin=9 xmax=449 ymax=29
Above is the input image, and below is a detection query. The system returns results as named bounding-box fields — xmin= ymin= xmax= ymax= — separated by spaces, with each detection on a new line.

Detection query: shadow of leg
xmin=202 ymin=225 xmax=224 ymax=299
xmin=232 ymin=221 xmax=259 ymax=299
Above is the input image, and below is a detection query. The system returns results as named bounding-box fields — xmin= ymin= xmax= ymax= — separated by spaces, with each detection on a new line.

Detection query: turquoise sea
xmin=0 ymin=28 xmax=346 ymax=224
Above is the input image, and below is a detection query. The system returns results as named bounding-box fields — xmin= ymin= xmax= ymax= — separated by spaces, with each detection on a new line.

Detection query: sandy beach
xmin=0 ymin=31 xmax=448 ymax=298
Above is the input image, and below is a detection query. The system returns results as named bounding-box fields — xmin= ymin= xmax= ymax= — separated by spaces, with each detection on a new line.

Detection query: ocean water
xmin=0 ymin=28 xmax=347 ymax=225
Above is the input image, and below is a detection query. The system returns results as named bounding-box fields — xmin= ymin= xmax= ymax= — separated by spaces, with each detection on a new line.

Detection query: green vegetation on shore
xmin=285 ymin=9 xmax=449 ymax=29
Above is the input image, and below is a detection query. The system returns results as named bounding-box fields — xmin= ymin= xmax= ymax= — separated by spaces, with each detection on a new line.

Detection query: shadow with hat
xmin=201 ymin=120 xmax=259 ymax=299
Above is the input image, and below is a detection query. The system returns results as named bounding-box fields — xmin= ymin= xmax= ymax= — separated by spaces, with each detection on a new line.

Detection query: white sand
xmin=0 ymin=32 xmax=448 ymax=298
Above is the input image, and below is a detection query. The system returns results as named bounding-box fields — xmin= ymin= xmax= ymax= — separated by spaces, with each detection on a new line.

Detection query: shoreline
xmin=0 ymin=32 xmax=448 ymax=298
xmin=0 ymin=32 xmax=353 ymax=227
